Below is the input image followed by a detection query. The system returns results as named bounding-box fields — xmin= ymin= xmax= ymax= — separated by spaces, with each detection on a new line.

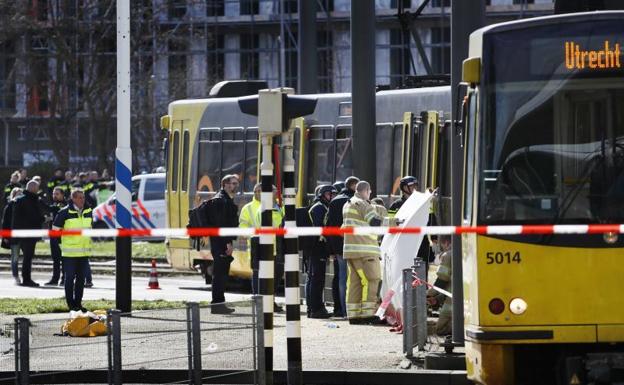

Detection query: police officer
xmin=306 ymin=185 xmax=337 ymax=318
xmin=11 ymin=180 xmax=46 ymax=287
xmin=52 ymin=189 xmax=93 ymax=312
xmin=58 ymin=170 xmax=74 ymax=198
xmin=342 ymin=181 xmax=383 ymax=324
xmin=3 ymin=171 xmax=21 ymax=206
xmin=427 ymin=235 xmax=452 ymax=335
xmin=82 ymin=171 xmax=99 ymax=208
xmin=239 ymin=184 xmax=262 ymax=289
xmin=325 ymin=176 xmax=359 ymax=318
xmin=203 ymin=174 xmax=239 ymax=314
xmin=45 ymin=186 xmax=67 ymax=286
xmin=388 ymin=176 xmax=418 ymax=217
xmin=46 ymin=169 xmax=64 ymax=198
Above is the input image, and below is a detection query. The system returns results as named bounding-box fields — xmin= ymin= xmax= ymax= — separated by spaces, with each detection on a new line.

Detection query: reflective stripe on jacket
xmin=342 ymin=194 xmax=382 ymax=259
xmin=61 ymin=207 xmax=93 ymax=257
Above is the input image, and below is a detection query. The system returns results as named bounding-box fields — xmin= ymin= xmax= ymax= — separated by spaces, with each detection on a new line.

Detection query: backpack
xmin=187 ymin=199 xmax=215 ymax=250
xmin=295 ymin=206 xmax=314 ymax=251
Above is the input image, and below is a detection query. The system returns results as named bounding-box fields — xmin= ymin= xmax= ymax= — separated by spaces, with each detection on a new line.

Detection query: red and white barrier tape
xmin=1 ymin=224 xmax=623 ymax=238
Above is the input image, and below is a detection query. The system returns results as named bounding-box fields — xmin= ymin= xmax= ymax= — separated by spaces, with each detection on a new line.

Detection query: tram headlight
xmin=488 ymin=298 xmax=505 ymax=315
xmin=509 ymin=298 xmax=528 ymax=315
xmin=603 ymin=232 xmax=618 ymax=244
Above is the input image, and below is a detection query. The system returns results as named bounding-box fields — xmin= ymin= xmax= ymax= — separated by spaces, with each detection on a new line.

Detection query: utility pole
xmin=115 ymin=0 xmax=132 ymax=313
xmin=450 ymin=0 xmax=484 ymax=346
xmin=298 ymin=0 xmax=318 ymax=94
xmin=351 ymin=0 xmax=377 ymax=192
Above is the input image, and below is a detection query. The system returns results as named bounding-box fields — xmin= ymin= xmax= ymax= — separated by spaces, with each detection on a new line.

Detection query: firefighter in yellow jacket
xmin=342 ymin=181 xmax=384 ymax=324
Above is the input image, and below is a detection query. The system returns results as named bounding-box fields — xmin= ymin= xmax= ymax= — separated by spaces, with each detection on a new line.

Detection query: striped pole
xmin=259 ymin=134 xmax=275 ymax=385
xmin=115 ymin=0 xmax=132 ymax=313
xmin=282 ymin=130 xmax=302 ymax=384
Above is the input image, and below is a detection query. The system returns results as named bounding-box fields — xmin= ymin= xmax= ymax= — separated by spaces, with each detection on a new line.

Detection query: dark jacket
xmin=307 ymin=200 xmax=330 ymax=257
xmin=47 ymin=200 xmax=66 ymax=229
xmin=11 ymin=191 xmax=45 ymax=242
xmin=3 ymin=182 xmax=21 ymax=204
xmin=324 ymin=188 xmax=355 ymax=255
xmin=1 ymin=200 xmax=15 ymax=248
xmin=204 ymin=189 xmax=238 ymax=257
xmin=388 ymin=195 xmax=408 ymax=216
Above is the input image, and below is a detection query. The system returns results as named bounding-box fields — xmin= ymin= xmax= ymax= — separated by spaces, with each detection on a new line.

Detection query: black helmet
xmin=399 ymin=176 xmax=418 ymax=191
xmin=333 ymin=181 xmax=345 ymax=192
xmin=317 ymin=184 xmax=338 ymax=197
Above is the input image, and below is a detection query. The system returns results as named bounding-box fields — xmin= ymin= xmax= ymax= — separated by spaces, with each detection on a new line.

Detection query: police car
xmin=92 ymin=173 xmax=166 ymax=239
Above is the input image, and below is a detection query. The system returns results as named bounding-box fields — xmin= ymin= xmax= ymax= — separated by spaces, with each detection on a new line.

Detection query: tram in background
xmin=161 ymin=81 xmax=450 ymax=282
xmin=460 ymin=11 xmax=624 ymax=384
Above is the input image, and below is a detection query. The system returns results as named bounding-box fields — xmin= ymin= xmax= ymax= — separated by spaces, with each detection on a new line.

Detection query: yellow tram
xmin=460 ymin=12 xmax=624 ymax=384
xmin=161 ymin=83 xmax=450 ymax=282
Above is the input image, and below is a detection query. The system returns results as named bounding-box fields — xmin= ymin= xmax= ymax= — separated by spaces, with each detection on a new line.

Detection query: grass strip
xmin=0 ymin=297 xmax=209 ymax=315
xmin=31 ymin=241 xmax=167 ymax=259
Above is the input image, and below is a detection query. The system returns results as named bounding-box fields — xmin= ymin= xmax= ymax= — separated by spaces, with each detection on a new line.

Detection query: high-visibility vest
xmin=342 ymin=195 xmax=381 ymax=259
xmin=239 ymin=198 xmax=261 ymax=228
xmin=61 ymin=207 xmax=93 ymax=257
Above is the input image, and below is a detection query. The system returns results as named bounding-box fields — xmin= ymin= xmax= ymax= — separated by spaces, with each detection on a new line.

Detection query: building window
xmin=240 ymin=0 xmax=259 ymax=15
xmin=168 ymin=0 xmax=186 ymax=19
xmin=318 ymin=0 xmax=334 ymax=12
xmin=390 ymin=29 xmax=411 ymax=88
xmin=283 ymin=0 xmax=297 ymax=14
xmin=391 ymin=0 xmax=411 ymax=8
xmin=0 ymin=41 xmax=15 ymax=110
xmin=285 ymin=32 xmax=298 ymax=89
xmin=33 ymin=0 xmax=48 ymax=21
xmin=207 ymin=33 xmax=224 ymax=87
xmin=206 ymin=0 xmax=224 ymax=17
xmin=431 ymin=26 xmax=450 ymax=74
xmin=513 ymin=0 xmax=535 ymax=4
xmin=318 ymin=31 xmax=333 ymax=93
xmin=168 ymin=39 xmax=187 ymax=100
xmin=431 ymin=0 xmax=450 ymax=7
xmin=240 ymin=33 xmax=259 ymax=79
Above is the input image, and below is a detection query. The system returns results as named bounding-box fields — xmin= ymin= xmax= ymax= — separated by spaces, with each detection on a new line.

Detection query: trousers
xmin=63 ymin=257 xmax=89 ymax=310
xmin=346 ymin=257 xmax=381 ymax=319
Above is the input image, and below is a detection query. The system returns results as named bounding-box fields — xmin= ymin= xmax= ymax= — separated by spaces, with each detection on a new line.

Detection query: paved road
xmin=0 ymin=272 xmax=416 ymax=372
xmin=0 ymin=271 xmax=247 ymax=303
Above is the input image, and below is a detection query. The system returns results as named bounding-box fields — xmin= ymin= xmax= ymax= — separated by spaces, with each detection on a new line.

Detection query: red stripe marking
xmin=0 ymin=229 xmax=11 ymax=238
xmin=131 ymin=206 xmax=140 ymax=219
xmin=118 ymin=229 xmax=151 ymax=237
xmin=455 ymin=226 xmax=488 ymax=234
xmin=521 ymin=225 xmax=554 ymax=234
xmin=587 ymin=224 xmax=621 ymax=234
xmin=255 ymin=228 xmax=287 ymax=236
xmin=136 ymin=199 xmax=151 ymax=219
xmin=103 ymin=204 xmax=114 ymax=220
xmin=321 ymin=227 xmax=353 ymax=236
xmin=187 ymin=228 xmax=220 ymax=237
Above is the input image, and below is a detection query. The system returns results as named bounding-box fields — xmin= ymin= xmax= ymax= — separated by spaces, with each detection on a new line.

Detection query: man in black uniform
xmin=11 ymin=180 xmax=45 ymax=287
xmin=325 ymin=176 xmax=359 ymax=318
xmin=307 ymin=185 xmax=337 ymax=318
xmin=203 ymin=174 xmax=240 ymax=314
xmin=46 ymin=169 xmax=64 ymax=198
xmin=3 ymin=171 xmax=22 ymax=207
xmin=45 ymin=186 xmax=67 ymax=286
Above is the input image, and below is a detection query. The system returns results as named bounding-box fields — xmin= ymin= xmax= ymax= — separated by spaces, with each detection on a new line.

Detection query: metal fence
xmin=403 ymin=258 xmax=428 ymax=357
xmin=0 ymin=297 xmax=264 ymax=385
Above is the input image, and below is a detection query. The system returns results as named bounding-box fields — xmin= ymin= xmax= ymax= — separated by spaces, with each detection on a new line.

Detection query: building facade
xmin=0 ymin=0 xmax=554 ymax=171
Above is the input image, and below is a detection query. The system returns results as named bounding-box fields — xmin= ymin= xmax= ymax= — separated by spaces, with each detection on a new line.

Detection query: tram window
xmin=392 ymin=123 xmax=403 ymax=195
xmin=376 ymin=124 xmax=394 ymax=195
xmin=222 ymin=128 xmax=245 ymax=186
xmin=181 ymin=131 xmax=189 ymax=192
xmin=244 ymin=128 xmax=259 ymax=192
xmin=335 ymin=126 xmax=354 ymax=184
xmin=307 ymin=126 xmax=336 ymax=191
xmin=144 ymin=177 xmax=165 ymax=201
xmin=464 ymin=93 xmax=477 ymax=223
xmin=171 ymin=131 xmax=179 ymax=192
xmin=197 ymin=129 xmax=221 ymax=192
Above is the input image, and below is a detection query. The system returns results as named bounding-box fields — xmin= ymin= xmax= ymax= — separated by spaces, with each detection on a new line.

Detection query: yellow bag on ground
xmin=61 ymin=310 xmax=108 ymax=337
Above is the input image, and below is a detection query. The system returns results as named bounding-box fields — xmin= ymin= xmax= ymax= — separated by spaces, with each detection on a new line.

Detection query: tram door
xmin=400 ymin=111 xmax=441 ymax=191
xmin=167 ymin=120 xmax=190 ymax=228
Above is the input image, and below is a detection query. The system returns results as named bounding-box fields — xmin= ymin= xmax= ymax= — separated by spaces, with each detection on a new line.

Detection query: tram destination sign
xmin=564 ymin=40 xmax=622 ymax=70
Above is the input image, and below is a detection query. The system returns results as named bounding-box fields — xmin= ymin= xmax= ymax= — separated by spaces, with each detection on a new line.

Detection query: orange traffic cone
xmin=148 ymin=259 xmax=161 ymax=290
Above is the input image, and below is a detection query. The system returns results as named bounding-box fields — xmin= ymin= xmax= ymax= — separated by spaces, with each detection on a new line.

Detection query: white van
xmin=93 ymin=173 xmax=166 ymax=237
